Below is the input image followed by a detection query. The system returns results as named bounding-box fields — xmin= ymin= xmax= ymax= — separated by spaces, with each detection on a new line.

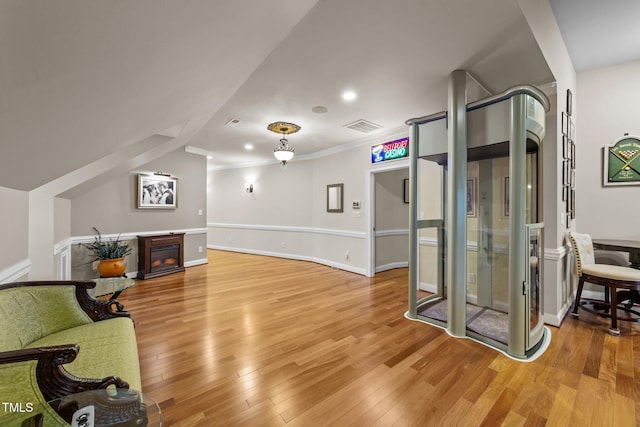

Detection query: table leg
xmin=609 ymin=285 xmax=620 ymax=336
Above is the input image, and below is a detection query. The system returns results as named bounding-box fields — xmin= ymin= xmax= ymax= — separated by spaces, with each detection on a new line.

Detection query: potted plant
xmin=84 ymin=227 xmax=133 ymax=277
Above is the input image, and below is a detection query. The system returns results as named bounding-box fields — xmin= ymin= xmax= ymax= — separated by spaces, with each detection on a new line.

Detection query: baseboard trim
xmin=185 ymin=258 xmax=208 ymax=267
xmin=544 ymin=298 xmax=574 ymax=327
xmin=375 ymin=261 xmax=408 ymax=273
xmin=0 ymin=259 xmax=31 ymax=283
xmin=208 ymin=245 xmax=367 ymax=276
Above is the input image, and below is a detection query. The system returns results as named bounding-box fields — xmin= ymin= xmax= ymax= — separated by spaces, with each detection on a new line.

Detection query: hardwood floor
xmin=119 ymin=250 xmax=640 ymax=426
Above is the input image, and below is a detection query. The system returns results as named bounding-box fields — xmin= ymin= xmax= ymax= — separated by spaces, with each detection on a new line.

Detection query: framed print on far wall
xmin=466 ymin=178 xmax=476 ymax=217
xmin=137 ymin=173 xmax=177 ymax=209
xmin=403 ymin=179 xmax=409 ymax=204
xmin=503 ymin=176 xmax=510 ymax=217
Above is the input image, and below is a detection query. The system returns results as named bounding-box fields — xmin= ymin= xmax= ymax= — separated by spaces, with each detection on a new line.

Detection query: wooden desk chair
xmin=567 ymin=231 xmax=640 ymax=335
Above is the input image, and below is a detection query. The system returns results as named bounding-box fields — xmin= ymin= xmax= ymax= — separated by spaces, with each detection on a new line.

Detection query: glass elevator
xmin=406 ymin=73 xmax=549 ymax=359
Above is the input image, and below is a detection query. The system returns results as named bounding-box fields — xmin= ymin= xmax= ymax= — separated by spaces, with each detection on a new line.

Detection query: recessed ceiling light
xmin=312 ymin=105 xmax=328 ymax=114
xmin=206 ymin=155 xmax=213 ymax=160
xmin=342 ymin=91 xmax=357 ymax=102
xmin=244 ymin=143 xmax=254 ymax=150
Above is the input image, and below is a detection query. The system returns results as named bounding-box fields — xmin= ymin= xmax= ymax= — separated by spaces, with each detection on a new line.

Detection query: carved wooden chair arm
xmin=0 ymin=345 xmax=129 ymax=405
xmin=0 ymin=281 xmax=130 ymax=321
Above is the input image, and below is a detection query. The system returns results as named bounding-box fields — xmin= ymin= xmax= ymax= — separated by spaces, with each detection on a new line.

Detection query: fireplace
xmin=137 ymin=233 xmax=185 ymax=279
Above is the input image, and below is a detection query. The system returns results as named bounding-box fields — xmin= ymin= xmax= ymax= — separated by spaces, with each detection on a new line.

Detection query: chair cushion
xmin=26 ymin=317 xmax=142 ymax=392
xmin=582 ymin=264 xmax=640 ymax=282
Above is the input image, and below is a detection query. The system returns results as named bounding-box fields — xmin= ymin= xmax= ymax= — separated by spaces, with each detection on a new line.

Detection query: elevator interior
xmin=406 ymin=83 xmax=550 ymax=359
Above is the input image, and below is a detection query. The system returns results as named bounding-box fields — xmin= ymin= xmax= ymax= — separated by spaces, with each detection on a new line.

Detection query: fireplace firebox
xmin=137 ymin=233 xmax=185 ymax=279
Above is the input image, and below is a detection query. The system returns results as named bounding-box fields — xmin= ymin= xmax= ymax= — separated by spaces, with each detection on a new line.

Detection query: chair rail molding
xmin=71 ymin=227 xmax=208 ymax=244
xmin=207 ymin=223 xmax=367 ymax=239
xmin=375 ymin=229 xmax=409 ymax=237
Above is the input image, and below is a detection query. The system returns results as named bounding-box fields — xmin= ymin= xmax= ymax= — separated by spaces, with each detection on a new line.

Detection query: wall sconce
xmin=245 ymin=183 xmax=254 ymax=193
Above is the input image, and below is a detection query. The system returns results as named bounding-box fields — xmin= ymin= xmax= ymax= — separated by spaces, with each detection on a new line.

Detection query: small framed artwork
xmin=562 ymin=185 xmax=568 ymax=202
xmin=562 ymin=112 xmax=569 ymax=136
xmin=503 ymin=176 xmax=510 ymax=217
xmin=570 ymin=120 xmax=576 ymax=142
xmin=566 ymin=89 xmax=572 ymax=116
xmin=403 ymin=179 xmax=409 ymax=204
xmin=137 ymin=173 xmax=177 ymax=209
xmin=571 ymin=188 xmax=575 ymax=219
xmin=570 ymin=141 xmax=576 ymax=169
xmin=562 ymin=160 xmax=570 ymax=186
xmin=466 ymin=178 xmax=476 ymax=217
xmin=563 ymin=136 xmax=569 ymax=159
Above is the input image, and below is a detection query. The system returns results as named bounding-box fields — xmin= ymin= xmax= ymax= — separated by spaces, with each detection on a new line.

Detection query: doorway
xmin=367 ymin=161 xmax=409 ymax=277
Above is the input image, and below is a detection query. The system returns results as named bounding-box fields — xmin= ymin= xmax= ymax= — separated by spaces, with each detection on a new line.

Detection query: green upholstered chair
xmin=0 ymin=281 xmax=141 ymax=426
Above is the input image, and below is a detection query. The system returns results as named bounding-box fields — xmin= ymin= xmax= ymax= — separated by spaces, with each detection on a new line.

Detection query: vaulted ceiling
xmin=2 ymin=0 xmax=636 ymax=193
xmin=0 ymin=0 xmax=319 ymax=191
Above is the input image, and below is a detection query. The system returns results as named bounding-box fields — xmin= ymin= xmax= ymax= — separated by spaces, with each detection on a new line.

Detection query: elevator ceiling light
xmin=342 ymin=91 xmax=357 ymax=102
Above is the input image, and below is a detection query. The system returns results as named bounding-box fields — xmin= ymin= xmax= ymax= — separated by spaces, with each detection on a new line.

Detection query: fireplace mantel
xmin=137 ymin=233 xmax=185 ymax=279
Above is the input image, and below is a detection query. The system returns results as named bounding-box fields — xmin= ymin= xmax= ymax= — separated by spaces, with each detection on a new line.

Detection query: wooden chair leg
xmin=609 ymin=285 xmax=620 ymax=336
xmin=571 ymin=278 xmax=585 ymax=318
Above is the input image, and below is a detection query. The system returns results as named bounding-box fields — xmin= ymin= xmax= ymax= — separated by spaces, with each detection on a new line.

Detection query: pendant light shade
xmin=274 ymin=138 xmax=295 ymax=162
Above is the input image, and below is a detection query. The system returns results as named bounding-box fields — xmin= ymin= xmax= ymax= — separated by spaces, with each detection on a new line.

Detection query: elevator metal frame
xmin=406 ymin=79 xmax=550 ymax=359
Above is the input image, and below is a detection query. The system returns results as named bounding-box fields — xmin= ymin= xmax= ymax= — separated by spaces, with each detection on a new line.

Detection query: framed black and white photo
xmin=570 ymin=188 xmax=575 ymax=219
xmin=563 ymin=160 xmax=570 ymax=186
xmin=566 ymin=89 xmax=572 ymax=116
xmin=570 ymin=119 xmax=576 ymax=142
xmin=137 ymin=173 xmax=177 ymax=209
xmin=562 ymin=112 xmax=569 ymax=136
xmin=563 ymin=136 xmax=569 ymax=159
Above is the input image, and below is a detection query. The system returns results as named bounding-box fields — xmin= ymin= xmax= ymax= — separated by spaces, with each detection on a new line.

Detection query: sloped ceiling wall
xmin=0 ymin=0 xmax=318 ymax=191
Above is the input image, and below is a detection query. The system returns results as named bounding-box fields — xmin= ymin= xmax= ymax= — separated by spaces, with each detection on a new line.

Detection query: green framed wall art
xmin=603 ymin=135 xmax=640 ymax=186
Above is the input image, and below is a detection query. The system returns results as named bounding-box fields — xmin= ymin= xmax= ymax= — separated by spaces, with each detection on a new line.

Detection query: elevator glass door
xmin=465 ymin=157 xmax=510 ymax=345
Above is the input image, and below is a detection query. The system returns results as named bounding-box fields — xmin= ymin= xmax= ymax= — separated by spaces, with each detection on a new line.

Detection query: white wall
xmin=520 ymin=0 xmax=578 ymax=325
xmin=0 ymin=186 xmax=30 ymax=282
xmin=576 ymin=60 xmax=640 ymax=239
xmin=208 ymin=132 xmax=407 ymax=275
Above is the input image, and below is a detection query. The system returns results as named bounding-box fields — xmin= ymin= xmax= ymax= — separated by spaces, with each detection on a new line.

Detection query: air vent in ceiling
xmin=343 ymin=119 xmax=383 ymax=133
xmin=225 ymin=118 xmax=241 ymax=127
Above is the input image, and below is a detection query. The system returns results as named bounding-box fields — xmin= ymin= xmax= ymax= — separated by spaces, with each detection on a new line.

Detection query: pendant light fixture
xmin=268 ymin=121 xmax=300 ymax=168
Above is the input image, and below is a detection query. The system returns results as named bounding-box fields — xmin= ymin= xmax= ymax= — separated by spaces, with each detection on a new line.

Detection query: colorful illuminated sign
xmin=371 ymin=137 xmax=409 ymax=164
